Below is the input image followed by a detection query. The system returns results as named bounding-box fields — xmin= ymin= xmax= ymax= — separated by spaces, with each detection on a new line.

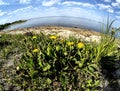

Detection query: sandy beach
xmin=0 ymin=26 xmax=101 ymax=42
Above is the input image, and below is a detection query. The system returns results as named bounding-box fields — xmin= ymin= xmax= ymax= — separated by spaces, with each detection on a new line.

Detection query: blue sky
xmin=0 ymin=0 xmax=120 ymax=27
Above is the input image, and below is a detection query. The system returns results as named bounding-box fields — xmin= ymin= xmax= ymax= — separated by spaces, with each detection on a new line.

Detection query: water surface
xmin=5 ymin=16 xmax=104 ymax=32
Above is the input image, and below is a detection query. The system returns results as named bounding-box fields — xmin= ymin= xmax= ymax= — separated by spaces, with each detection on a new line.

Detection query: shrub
xmin=12 ymin=34 xmax=102 ymax=91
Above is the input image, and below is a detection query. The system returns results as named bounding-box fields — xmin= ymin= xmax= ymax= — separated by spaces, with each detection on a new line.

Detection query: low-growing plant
xmin=9 ymin=33 xmax=102 ymax=91
xmin=1 ymin=19 xmax=120 ymax=91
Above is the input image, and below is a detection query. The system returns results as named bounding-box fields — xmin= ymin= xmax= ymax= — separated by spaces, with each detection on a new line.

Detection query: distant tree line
xmin=0 ymin=20 xmax=27 ymax=30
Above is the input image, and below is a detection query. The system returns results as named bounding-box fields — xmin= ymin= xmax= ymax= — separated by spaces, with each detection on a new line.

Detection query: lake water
xmin=5 ymin=16 xmax=104 ymax=32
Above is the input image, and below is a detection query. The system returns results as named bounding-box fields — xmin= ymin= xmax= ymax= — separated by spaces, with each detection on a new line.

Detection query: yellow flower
xmin=49 ymin=35 xmax=57 ymax=39
xmin=32 ymin=36 xmax=37 ymax=39
xmin=77 ymin=42 xmax=85 ymax=49
xmin=67 ymin=42 xmax=74 ymax=46
xmin=33 ymin=48 xmax=39 ymax=53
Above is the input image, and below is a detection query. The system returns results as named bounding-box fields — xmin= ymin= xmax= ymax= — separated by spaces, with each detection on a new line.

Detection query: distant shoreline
xmin=0 ymin=20 xmax=27 ymax=31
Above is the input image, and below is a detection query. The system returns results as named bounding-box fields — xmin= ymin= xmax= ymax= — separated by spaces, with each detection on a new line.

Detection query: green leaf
xmin=78 ymin=50 xmax=81 ymax=56
xmin=72 ymin=58 xmax=77 ymax=61
xmin=27 ymin=88 xmax=31 ymax=91
xmin=63 ymin=66 xmax=69 ymax=70
xmin=54 ymin=51 xmax=57 ymax=58
xmin=56 ymin=45 xmax=61 ymax=51
xmin=59 ymin=73 xmax=68 ymax=86
xmin=64 ymin=52 xmax=68 ymax=56
xmin=86 ymin=83 xmax=91 ymax=87
xmin=88 ymin=66 xmax=94 ymax=72
xmin=29 ymin=69 xmax=38 ymax=78
xmin=85 ymin=89 xmax=90 ymax=91
xmin=47 ymin=46 xmax=51 ymax=56
xmin=75 ymin=61 xmax=83 ymax=68
xmin=94 ymin=80 xmax=100 ymax=86
xmin=82 ymin=84 xmax=85 ymax=89
xmin=46 ymin=78 xmax=52 ymax=84
xmin=90 ymin=64 xmax=98 ymax=68
xmin=93 ymin=90 xmax=98 ymax=91
xmin=26 ymin=58 xmax=34 ymax=68
xmin=84 ymin=68 xmax=96 ymax=77
xmin=38 ymin=61 xmax=43 ymax=67
xmin=78 ymin=62 xmax=83 ymax=68
xmin=89 ymin=64 xmax=99 ymax=71
xmin=27 ymin=52 xmax=33 ymax=58
xmin=43 ymin=63 xmax=51 ymax=71
xmin=87 ymin=79 xmax=92 ymax=84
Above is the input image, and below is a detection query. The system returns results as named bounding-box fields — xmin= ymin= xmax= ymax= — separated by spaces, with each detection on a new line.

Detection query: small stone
xmin=25 ymin=32 xmax=33 ymax=36
xmin=16 ymin=66 xmax=20 ymax=71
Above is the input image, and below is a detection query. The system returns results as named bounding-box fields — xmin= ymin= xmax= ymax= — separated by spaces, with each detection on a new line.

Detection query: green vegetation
xmin=0 ymin=20 xmax=27 ymax=30
xmin=0 ymin=20 xmax=120 ymax=91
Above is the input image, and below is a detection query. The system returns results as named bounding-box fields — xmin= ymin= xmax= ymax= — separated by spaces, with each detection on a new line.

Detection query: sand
xmin=0 ymin=26 xmax=101 ymax=42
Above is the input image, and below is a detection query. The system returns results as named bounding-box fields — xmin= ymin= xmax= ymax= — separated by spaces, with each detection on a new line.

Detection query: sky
xmin=0 ymin=0 xmax=120 ymax=27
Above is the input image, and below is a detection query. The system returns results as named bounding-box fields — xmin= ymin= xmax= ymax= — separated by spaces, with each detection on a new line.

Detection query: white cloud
xmin=42 ymin=0 xmax=61 ymax=6
xmin=58 ymin=7 xmax=103 ymax=21
xmin=97 ymin=4 xmax=111 ymax=9
xmin=97 ymin=4 xmax=114 ymax=13
xmin=103 ymin=0 xmax=111 ymax=2
xmin=0 ymin=10 xmax=7 ymax=16
xmin=116 ymin=0 xmax=120 ymax=3
xmin=62 ymin=1 xmax=95 ymax=8
xmin=111 ymin=2 xmax=120 ymax=8
xmin=2 ymin=6 xmax=36 ymax=24
xmin=111 ymin=0 xmax=120 ymax=8
xmin=4 ymin=6 xmax=60 ymax=24
xmin=108 ymin=8 xmax=114 ymax=13
xmin=0 ymin=2 xmax=117 ymax=27
xmin=116 ymin=11 xmax=120 ymax=14
xmin=7 ymin=6 xmax=33 ymax=15
xmin=3 ymin=6 xmax=103 ymax=24
xmin=0 ymin=0 xmax=9 ymax=5
xmin=19 ymin=0 xmax=32 ymax=4
xmin=115 ymin=15 xmax=120 ymax=19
